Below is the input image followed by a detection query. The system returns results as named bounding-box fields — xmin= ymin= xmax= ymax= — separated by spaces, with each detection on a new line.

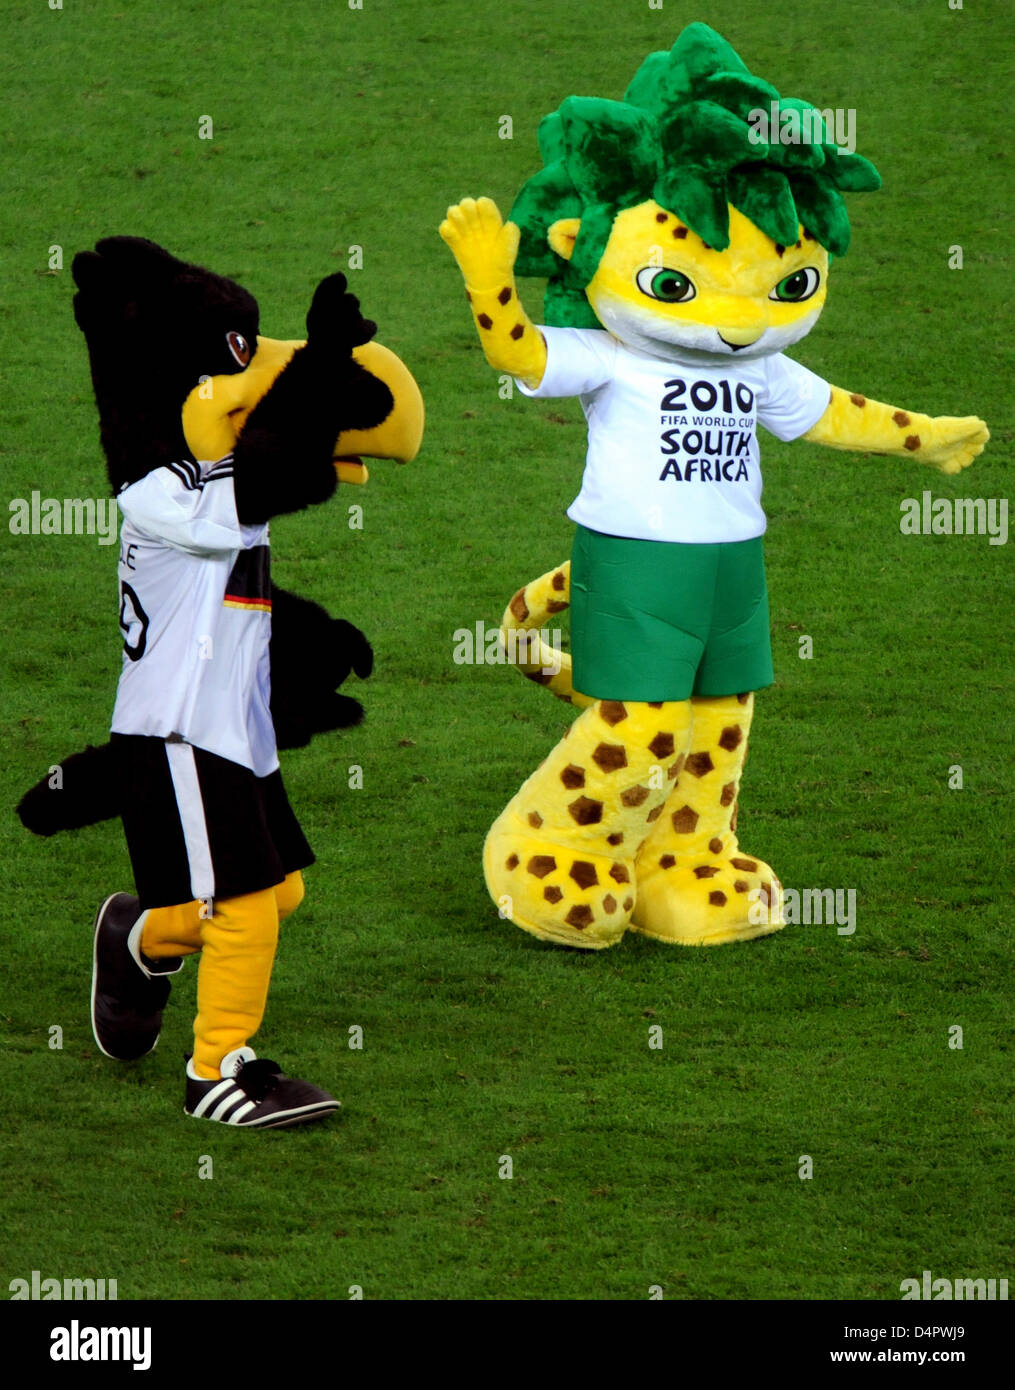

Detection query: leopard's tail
xmin=498 ymin=561 xmax=594 ymax=710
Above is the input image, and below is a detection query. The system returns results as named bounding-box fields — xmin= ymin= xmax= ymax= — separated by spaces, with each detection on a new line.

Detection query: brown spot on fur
xmin=668 ymin=754 xmax=686 ymax=781
xmin=709 ymin=837 xmax=723 ymax=855
xmin=734 ymin=879 xmax=749 ymax=894
xmin=718 ymin=725 xmax=743 ymax=752
xmin=646 ymin=701 xmax=663 ymax=708
xmin=551 ymin=570 xmax=566 ymax=591
xmin=645 ymin=804 xmax=663 ymax=823
xmin=477 ymin=313 xmax=493 ymax=330
xmin=737 ymin=692 xmax=751 ymax=705
xmin=592 ymin=742 xmax=627 ymax=773
xmin=621 ymin=785 xmax=650 ymax=808
xmin=506 ymin=854 xmax=519 ymax=870
xmin=719 ymin=781 xmax=737 ymax=807
xmin=525 ymin=670 xmax=553 ymax=686
xmin=623 ymin=896 xmax=634 ymax=911
xmin=599 ymin=700 xmax=628 ymax=726
xmin=730 ymin=857 xmax=758 ymax=873
xmin=510 ymin=323 xmax=525 ymax=340
xmin=498 ymin=286 xmax=512 ymax=305
xmin=570 ymin=860 xmax=598 ymax=890
xmin=905 ymin=435 xmax=921 ymax=451
xmin=602 ymin=894 xmax=617 ymax=914
xmin=671 ymin=805 xmax=699 ymax=834
xmin=546 ymin=599 xmax=568 ymax=614
xmin=731 ymin=803 xmax=739 ymax=833
xmin=465 ymin=289 xmax=472 ymax=302
xmin=709 ymin=891 xmax=728 ymax=907
xmin=606 ymin=832 xmax=623 ymax=846
xmin=673 ymin=225 xmax=688 ymax=239
xmin=544 ymin=885 xmax=563 ymax=904
xmin=648 ymin=732 xmax=675 ymax=759
xmin=893 ymin=411 xmax=910 ymax=427
xmin=560 ymin=764 xmax=586 ymax=789
xmin=566 ymin=905 xmax=593 ymax=930
xmin=803 ymin=228 xmax=815 ymax=241
xmin=509 ymin=589 xmax=529 ymax=622
xmin=528 ymin=811 xmax=543 ymax=829
xmin=694 ymin=866 xmax=720 ymax=879
xmin=655 ymin=212 xmax=669 ymax=223
xmin=609 ymin=864 xmax=630 ymax=884
xmin=775 ymin=243 xmax=786 ymax=257
xmin=659 ymin=854 xmax=675 ymax=870
xmin=850 ymin=393 xmax=866 ymax=408
xmin=568 ymin=796 xmax=603 ymax=826
xmin=685 ymin=751 xmax=715 ymax=778
xmin=527 ymin=855 xmax=556 ymax=879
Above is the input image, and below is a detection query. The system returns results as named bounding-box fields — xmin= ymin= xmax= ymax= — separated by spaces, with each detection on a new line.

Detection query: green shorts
xmin=569 ymin=525 xmax=774 ymax=702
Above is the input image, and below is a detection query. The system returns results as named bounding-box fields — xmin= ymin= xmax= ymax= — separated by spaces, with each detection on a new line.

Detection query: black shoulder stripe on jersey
xmin=178 ymin=458 xmax=202 ymax=488
xmin=166 ymin=461 xmax=200 ymax=492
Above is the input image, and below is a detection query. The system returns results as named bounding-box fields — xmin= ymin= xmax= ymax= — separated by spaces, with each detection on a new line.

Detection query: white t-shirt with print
xmin=517 ymin=326 xmax=830 ymax=544
xmin=111 ymin=456 xmax=278 ymax=778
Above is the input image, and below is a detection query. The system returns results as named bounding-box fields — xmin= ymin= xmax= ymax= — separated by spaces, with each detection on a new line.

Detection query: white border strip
xmin=165 ymin=741 xmax=216 ymax=903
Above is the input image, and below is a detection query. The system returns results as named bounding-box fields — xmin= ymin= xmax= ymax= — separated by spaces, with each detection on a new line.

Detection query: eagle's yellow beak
xmin=181 ymin=335 xmax=424 ymax=484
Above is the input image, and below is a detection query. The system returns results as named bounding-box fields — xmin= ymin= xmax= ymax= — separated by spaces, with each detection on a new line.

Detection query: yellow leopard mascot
xmin=440 ymin=23 xmax=987 ymax=950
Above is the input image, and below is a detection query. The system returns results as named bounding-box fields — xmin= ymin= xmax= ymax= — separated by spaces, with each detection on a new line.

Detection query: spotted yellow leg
xmin=631 ymin=693 xmax=783 ymax=945
xmin=485 ymin=698 xmax=694 ymax=949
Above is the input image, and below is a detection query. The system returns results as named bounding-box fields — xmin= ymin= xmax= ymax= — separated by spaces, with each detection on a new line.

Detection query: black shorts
xmin=111 ymin=734 xmax=314 ymax=909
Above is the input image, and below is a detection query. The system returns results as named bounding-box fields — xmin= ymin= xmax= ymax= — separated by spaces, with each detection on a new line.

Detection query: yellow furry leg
xmin=192 ymin=888 xmax=280 ymax=1079
xmin=273 ymin=870 xmax=305 ymax=922
xmin=140 ymin=901 xmax=203 ymax=959
xmin=140 ymin=871 xmax=303 ymax=963
xmin=632 ymin=693 xmax=784 ymax=946
xmin=485 ymin=699 xmax=693 ymax=949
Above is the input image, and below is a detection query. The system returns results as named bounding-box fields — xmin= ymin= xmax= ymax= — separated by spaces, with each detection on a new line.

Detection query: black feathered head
xmin=72 ymin=237 xmax=260 ymax=491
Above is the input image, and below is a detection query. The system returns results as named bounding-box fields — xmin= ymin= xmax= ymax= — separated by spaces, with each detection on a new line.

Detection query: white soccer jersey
xmin=517 ymin=326 xmax=830 ymax=544
xmin=110 ymin=456 xmax=278 ymax=778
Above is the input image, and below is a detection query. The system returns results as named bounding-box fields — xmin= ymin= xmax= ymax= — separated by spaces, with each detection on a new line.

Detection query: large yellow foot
xmin=631 ymin=693 xmax=785 ymax=946
xmin=485 ymin=698 xmax=693 ymax=949
xmin=633 ymin=855 xmax=783 ymax=946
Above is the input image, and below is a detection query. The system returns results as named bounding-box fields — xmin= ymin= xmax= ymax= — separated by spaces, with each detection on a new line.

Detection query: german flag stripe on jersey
xmin=223 ymin=545 xmax=271 ymax=612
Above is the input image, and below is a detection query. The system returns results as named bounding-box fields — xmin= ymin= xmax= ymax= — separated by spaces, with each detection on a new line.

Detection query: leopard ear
xmin=548 ymin=218 xmax=581 ymax=261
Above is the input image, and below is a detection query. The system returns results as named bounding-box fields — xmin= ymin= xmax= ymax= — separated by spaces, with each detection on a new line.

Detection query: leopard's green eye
xmin=770 ymin=267 xmax=821 ymax=302
xmin=636 ymin=266 xmax=696 ymax=303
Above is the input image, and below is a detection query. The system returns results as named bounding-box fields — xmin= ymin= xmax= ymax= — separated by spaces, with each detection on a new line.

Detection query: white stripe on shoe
xmin=190 ymin=1078 xmax=236 ymax=1118
xmin=227 ymin=1100 xmax=257 ymax=1124
xmin=164 ymin=741 xmax=215 ymax=903
xmin=209 ymin=1087 xmax=249 ymax=1122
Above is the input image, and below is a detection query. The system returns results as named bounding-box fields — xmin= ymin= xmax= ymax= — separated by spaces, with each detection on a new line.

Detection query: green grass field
xmin=1 ymin=0 xmax=1011 ymax=1301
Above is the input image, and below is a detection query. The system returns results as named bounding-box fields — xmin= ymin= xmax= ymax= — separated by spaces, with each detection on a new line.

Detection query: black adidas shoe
xmin=91 ymin=893 xmax=183 ymax=1061
xmin=184 ymin=1047 xmax=340 ymax=1128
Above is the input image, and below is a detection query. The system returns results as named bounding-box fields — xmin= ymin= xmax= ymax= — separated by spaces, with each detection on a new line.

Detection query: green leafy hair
xmin=509 ymin=22 xmax=881 ymax=328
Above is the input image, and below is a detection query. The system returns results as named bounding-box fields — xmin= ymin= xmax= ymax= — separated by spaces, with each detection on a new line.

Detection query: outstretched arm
xmin=804 ymin=385 xmax=988 ymax=475
xmin=439 ymin=197 xmax=547 ymax=389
